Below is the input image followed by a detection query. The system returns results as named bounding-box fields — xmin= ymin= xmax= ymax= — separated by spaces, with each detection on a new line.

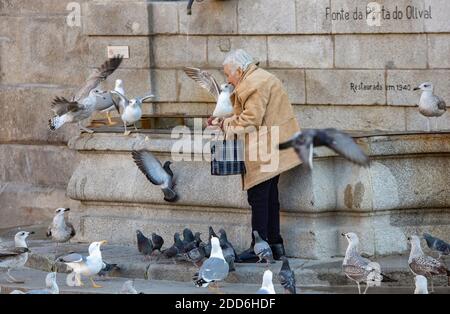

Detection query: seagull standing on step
xmin=342 ymin=232 xmax=396 ymax=294
xmin=58 ymin=240 xmax=107 ymax=288
xmin=100 ymin=79 xmax=125 ymax=125
xmin=257 ymin=269 xmax=276 ymax=294
xmin=49 ymin=56 xmax=123 ymax=133
xmin=0 ymin=231 xmax=34 ymax=283
xmin=253 ymin=230 xmax=274 ymax=264
xmin=423 ymin=233 xmax=450 ymax=259
xmin=279 ymin=128 xmax=370 ymax=170
xmin=110 ymin=90 xmax=155 ymax=136
xmin=46 ymin=208 xmax=76 ymax=255
xmin=183 ymin=67 xmax=234 ymax=122
xmin=131 ymin=150 xmax=178 ymax=202
xmin=408 ymin=235 xmax=450 ymax=292
xmin=10 ymin=272 xmax=59 ymax=294
xmin=278 ymin=256 xmax=296 ymax=294
xmin=413 ymin=82 xmax=447 ymax=131
xmin=414 ymin=275 xmax=429 ymax=294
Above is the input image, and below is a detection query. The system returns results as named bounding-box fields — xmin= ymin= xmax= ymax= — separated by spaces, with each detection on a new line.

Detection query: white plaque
xmin=107 ymin=46 xmax=130 ymax=59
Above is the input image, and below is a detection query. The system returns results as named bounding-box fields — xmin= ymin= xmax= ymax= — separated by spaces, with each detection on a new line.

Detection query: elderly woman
xmin=214 ymin=49 xmax=301 ymax=262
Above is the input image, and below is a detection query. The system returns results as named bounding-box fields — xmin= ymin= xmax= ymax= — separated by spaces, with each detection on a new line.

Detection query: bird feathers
xmin=183 ymin=67 xmax=221 ymax=100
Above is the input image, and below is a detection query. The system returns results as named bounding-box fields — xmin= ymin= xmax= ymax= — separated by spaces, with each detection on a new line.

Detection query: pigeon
xmin=100 ymin=79 xmax=125 ymax=125
xmin=110 ymin=90 xmax=155 ymax=136
xmin=163 ymin=232 xmax=184 ymax=259
xmin=193 ymin=237 xmax=229 ymax=290
xmin=253 ymin=230 xmax=274 ymax=264
xmin=204 ymin=226 xmax=219 ymax=258
xmin=98 ymin=262 xmax=120 ymax=277
xmin=136 ymin=230 xmax=153 ymax=260
xmin=279 ymin=128 xmax=370 ymax=170
xmin=131 ymin=150 xmax=178 ymax=202
xmin=423 ymin=233 xmax=450 ymax=259
xmin=414 ymin=275 xmax=429 ymax=294
xmin=0 ymin=231 xmax=34 ymax=283
xmin=183 ymin=67 xmax=234 ymax=119
xmin=257 ymin=269 xmax=276 ymax=294
xmin=10 ymin=272 xmax=59 ymax=294
xmin=218 ymin=229 xmax=237 ymax=271
xmin=49 ymin=56 xmax=123 ymax=133
xmin=183 ymin=238 xmax=206 ymax=267
xmin=58 ymin=240 xmax=107 ymax=288
xmin=182 ymin=228 xmax=195 ymax=247
xmin=151 ymin=233 xmax=164 ymax=253
xmin=413 ymin=82 xmax=447 ymax=131
xmin=46 ymin=207 xmax=76 ymax=255
xmin=278 ymin=256 xmax=296 ymax=294
xmin=408 ymin=235 xmax=450 ymax=292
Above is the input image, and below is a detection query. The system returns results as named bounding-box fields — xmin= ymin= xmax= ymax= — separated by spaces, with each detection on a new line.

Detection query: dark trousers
xmin=247 ymin=175 xmax=282 ymax=245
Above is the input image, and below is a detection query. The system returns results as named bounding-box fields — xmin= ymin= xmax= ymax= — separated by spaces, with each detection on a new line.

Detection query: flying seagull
xmin=58 ymin=240 xmax=107 ymax=288
xmin=253 ymin=230 xmax=274 ymax=264
xmin=136 ymin=230 xmax=153 ymax=260
xmin=278 ymin=256 xmax=296 ymax=294
xmin=414 ymin=275 xmax=429 ymax=294
xmin=10 ymin=272 xmax=59 ymax=294
xmin=279 ymin=128 xmax=370 ymax=170
xmin=46 ymin=207 xmax=76 ymax=255
xmin=342 ymin=232 xmax=396 ymax=294
xmin=413 ymin=82 xmax=447 ymax=131
xmin=0 ymin=231 xmax=34 ymax=283
xmin=257 ymin=269 xmax=276 ymax=294
xmin=183 ymin=67 xmax=234 ymax=121
xmin=408 ymin=235 xmax=450 ymax=292
xmin=49 ymin=56 xmax=123 ymax=133
xmin=110 ymin=90 xmax=155 ymax=136
xmin=423 ymin=233 xmax=450 ymax=259
xmin=132 ymin=150 xmax=178 ymax=202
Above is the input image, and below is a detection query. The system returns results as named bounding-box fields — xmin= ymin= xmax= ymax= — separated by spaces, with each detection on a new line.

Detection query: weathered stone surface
xmin=0 ymin=0 xmax=87 ymax=15
xmin=238 ymin=0 xmax=296 ymax=34
xmin=386 ymin=70 xmax=450 ymax=106
xmin=405 ymin=107 xmax=450 ymax=131
xmin=151 ymin=35 xmax=207 ymax=68
xmin=296 ymin=0 xmax=332 ymax=34
xmin=268 ymin=36 xmax=333 ymax=68
xmin=270 ymin=69 xmax=306 ymax=104
xmin=305 ymin=70 xmax=386 ymax=105
xmin=178 ymin=68 xmax=224 ymax=102
xmin=178 ymin=1 xmax=237 ymax=34
xmin=424 ymin=0 xmax=450 ymax=32
xmin=428 ymin=34 xmax=450 ymax=69
xmin=207 ymin=36 xmax=268 ymax=68
xmin=148 ymin=1 xmax=179 ymax=34
xmin=335 ymin=35 xmax=427 ymax=69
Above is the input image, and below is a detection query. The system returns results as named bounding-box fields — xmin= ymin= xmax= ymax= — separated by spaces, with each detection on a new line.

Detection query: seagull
xmin=131 ymin=150 xmax=178 ymax=202
xmin=120 ymin=280 xmax=140 ymax=294
xmin=183 ymin=67 xmax=234 ymax=121
xmin=279 ymin=128 xmax=370 ymax=170
xmin=110 ymin=90 xmax=155 ymax=136
xmin=151 ymin=233 xmax=164 ymax=254
xmin=0 ymin=231 xmax=34 ymax=283
xmin=414 ymin=275 xmax=429 ymax=294
xmin=413 ymin=82 xmax=447 ymax=131
xmin=49 ymin=56 xmax=123 ymax=133
xmin=205 ymin=226 xmax=219 ymax=258
xmin=408 ymin=235 xmax=450 ymax=292
xmin=46 ymin=207 xmax=76 ymax=255
xmin=136 ymin=230 xmax=153 ymax=260
xmin=10 ymin=272 xmax=59 ymax=294
xmin=193 ymin=237 xmax=229 ymax=292
xmin=100 ymin=79 xmax=125 ymax=125
xmin=342 ymin=232 xmax=396 ymax=294
xmin=253 ymin=230 xmax=274 ymax=264
xmin=423 ymin=233 xmax=450 ymax=259
xmin=257 ymin=269 xmax=276 ymax=294
xmin=278 ymin=256 xmax=296 ymax=294
xmin=58 ymin=240 xmax=107 ymax=288
xmin=218 ymin=229 xmax=237 ymax=271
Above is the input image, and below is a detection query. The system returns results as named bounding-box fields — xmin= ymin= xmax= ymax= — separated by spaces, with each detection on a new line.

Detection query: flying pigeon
xmin=257 ymin=269 xmax=276 ymax=294
xmin=423 ymin=233 xmax=450 ymax=259
xmin=342 ymin=232 xmax=396 ymax=294
xmin=218 ymin=229 xmax=237 ymax=271
xmin=408 ymin=235 xmax=450 ymax=292
xmin=46 ymin=207 xmax=76 ymax=255
xmin=10 ymin=272 xmax=59 ymax=294
xmin=49 ymin=56 xmax=123 ymax=133
xmin=278 ymin=256 xmax=296 ymax=294
xmin=58 ymin=240 xmax=107 ymax=288
xmin=136 ymin=230 xmax=153 ymax=260
xmin=110 ymin=90 xmax=155 ymax=136
xmin=253 ymin=230 xmax=274 ymax=264
xmin=131 ymin=150 xmax=178 ymax=202
xmin=414 ymin=275 xmax=429 ymax=294
xmin=151 ymin=233 xmax=164 ymax=254
xmin=183 ymin=67 xmax=234 ymax=120
xmin=279 ymin=128 xmax=370 ymax=170
xmin=413 ymin=82 xmax=447 ymax=131
xmin=0 ymin=231 xmax=34 ymax=283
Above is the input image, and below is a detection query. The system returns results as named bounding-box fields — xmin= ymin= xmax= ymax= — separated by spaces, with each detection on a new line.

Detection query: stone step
xmin=14 ymin=240 xmax=450 ymax=288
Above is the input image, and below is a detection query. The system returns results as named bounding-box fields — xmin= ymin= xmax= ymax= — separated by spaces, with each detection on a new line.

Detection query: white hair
xmin=223 ymin=49 xmax=254 ymax=74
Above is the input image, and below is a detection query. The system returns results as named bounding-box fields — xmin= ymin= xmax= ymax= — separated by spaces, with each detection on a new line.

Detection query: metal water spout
xmin=187 ymin=0 xmax=204 ymax=15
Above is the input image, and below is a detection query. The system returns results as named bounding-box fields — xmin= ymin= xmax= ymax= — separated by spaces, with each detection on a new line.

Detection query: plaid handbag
xmin=210 ymin=133 xmax=246 ymax=176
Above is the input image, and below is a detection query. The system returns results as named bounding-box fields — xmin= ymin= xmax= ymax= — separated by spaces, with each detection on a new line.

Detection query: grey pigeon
xmin=151 ymin=233 xmax=164 ymax=253
xmin=279 ymin=128 xmax=370 ymax=170
xmin=278 ymin=256 xmax=296 ymax=294
xmin=408 ymin=235 xmax=450 ymax=292
xmin=423 ymin=233 xmax=450 ymax=259
xmin=182 ymin=228 xmax=195 ymax=248
xmin=163 ymin=232 xmax=184 ymax=258
xmin=98 ymin=262 xmax=120 ymax=277
xmin=183 ymin=240 xmax=206 ymax=267
xmin=0 ymin=231 xmax=34 ymax=283
xmin=136 ymin=230 xmax=153 ymax=259
xmin=218 ymin=229 xmax=237 ymax=271
xmin=253 ymin=230 xmax=274 ymax=264
xmin=132 ymin=150 xmax=178 ymax=202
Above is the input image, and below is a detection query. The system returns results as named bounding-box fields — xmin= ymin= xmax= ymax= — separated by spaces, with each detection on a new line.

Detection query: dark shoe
xmin=236 ymin=247 xmax=259 ymax=263
xmin=270 ymin=243 xmax=286 ymax=261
